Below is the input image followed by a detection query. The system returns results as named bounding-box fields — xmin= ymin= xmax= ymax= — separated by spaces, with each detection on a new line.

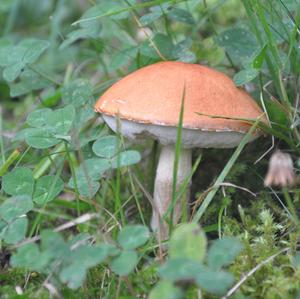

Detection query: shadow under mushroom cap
xmin=102 ymin=114 xmax=258 ymax=149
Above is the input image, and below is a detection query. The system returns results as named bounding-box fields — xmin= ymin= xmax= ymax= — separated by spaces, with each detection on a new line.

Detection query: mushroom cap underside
xmin=103 ymin=115 xmax=258 ymax=148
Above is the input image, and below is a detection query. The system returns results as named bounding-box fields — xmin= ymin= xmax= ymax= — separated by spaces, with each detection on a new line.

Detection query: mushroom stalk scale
xmin=151 ymin=145 xmax=192 ymax=240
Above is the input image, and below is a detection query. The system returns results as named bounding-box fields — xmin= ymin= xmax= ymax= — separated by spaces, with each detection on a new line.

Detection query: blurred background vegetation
xmin=0 ymin=0 xmax=300 ymax=298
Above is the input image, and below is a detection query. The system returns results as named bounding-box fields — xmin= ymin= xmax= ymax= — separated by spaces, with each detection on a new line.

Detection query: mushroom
xmin=94 ymin=61 xmax=265 ymax=240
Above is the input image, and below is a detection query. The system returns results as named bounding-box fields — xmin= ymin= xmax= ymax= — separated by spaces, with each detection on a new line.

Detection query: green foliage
xmin=169 ymin=223 xmax=207 ymax=262
xmin=61 ymin=80 xmax=95 ymax=130
xmin=159 ymin=258 xmax=202 ymax=281
xmin=222 ymin=205 xmax=300 ymax=299
xmin=117 ymin=225 xmax=150 ymax=250
xmin=68 ymin=158 xmax=109 ymax=197
xmin=0 ymin=195 xmax=33 ymax=221
xmin=0 ymin=39 xmax=49 ymax=82
xmin=109 ymin=225 xmax=150 ymax=276
xmin=196 ymin=268 xmax=235 ymax=295
xmin=168 ymin=8 xmax=195 ymax=25
xmin=21 ymin=105 xmax=75 ymax=149
xmin=2 ymin=168 xmax=64 ymax=204
xmin=1 ymin=217 xmax=28 ymax=244
xmin=155 ymin=223 xmax=242 ymax=296
xmin=293 ymin=252 xmax=300 ymax=267
xmin=11 ymin=242 xmax=53 ymax=272
xmin=234 ymin=44 xmax=267 ymax=85
xmin=110 ymin=250 xmax=139 ymax=276
xmin=233 ymin=68 xmax=259 ymax=86
xmin=2 ymin=168 xmax=34 ymax=196
xmin=33 ymin=175 xmax=64 ymax=205
xmin=92 ymin=135 xmax=141 ymax=167
xmin=9 ymin=69 xmax=50 ymax=97
xmin=92 ymin=135 xmax=119 ymax=159
xmin=62 ymin=80 xmax=94 ymax=108
xmin=10 ymin=225 xmax=149 ymax=289
xmin=111 ymin=150 xmax=141 ymax=168
xmin=68 ymin=135 xmax=141 ymax=197
xmin=207 ymin=237 xmax=243 ymax=270
xmin=149 ymin=281 xmax=184 ymax=299
xmin=0 ymin=0 xmax=300 ymax=297
xmin=0 ymin=195 xmax=33 ymax=244
xmin=59 ymin=244 xmax=113 ymax=289
xmin=217 ymin=27 xmax=258 ymax=65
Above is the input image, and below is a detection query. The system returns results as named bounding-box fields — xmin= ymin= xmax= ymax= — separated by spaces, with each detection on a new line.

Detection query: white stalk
xmin=151 ymin=144 xmax=192 ymax=240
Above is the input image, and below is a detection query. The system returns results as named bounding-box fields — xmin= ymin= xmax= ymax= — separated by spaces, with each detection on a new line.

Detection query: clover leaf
xmin=0 ymin=39 xmax=49 ymax=82
xmin=17 ymin=105 xmax=75 ymax=149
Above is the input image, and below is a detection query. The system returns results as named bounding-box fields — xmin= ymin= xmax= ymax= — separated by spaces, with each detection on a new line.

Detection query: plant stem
xmin=0 ymin=149 xmax=20 ymax=176
xmin=0 ymin=106 xmax=5 ymax=165
xmin=283 ymin=187 xmax=300 ymax=228
xmin=33 ymin=143 xmax=65 ymax=179
xmin=64 ymin=142 xmax=81 ymax=216
xmin=29 ymin=65 xmax=62 ymax=86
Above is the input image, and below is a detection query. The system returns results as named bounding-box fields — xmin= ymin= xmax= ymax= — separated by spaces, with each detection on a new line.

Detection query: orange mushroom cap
xmin=95 ymin=61 xmax=265 ymax=133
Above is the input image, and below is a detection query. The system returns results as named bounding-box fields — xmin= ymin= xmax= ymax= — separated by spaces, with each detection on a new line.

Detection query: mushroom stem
xmin=151 ymin=144 xmax=192 ymax=240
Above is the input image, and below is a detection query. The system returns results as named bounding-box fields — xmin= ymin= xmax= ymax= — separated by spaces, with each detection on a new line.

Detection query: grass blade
xmin=192 ymin=118 xmax=261 ymax=223
xmin=169 ymin=84 xmax=186 ymax=232
xmin=72 ymin=0 xmax=185 ymax=26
